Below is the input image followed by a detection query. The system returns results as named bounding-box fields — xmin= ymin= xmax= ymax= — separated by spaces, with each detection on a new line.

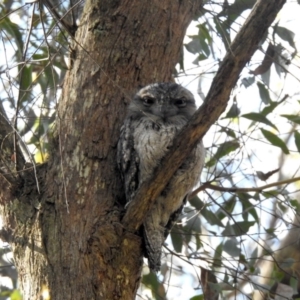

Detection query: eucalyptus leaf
xmin=241 ymin=76 xmax=255 ymax=88
xmin=170 ymin=229 xmax=183 ymax=253
xmin=185 ymin=36 xmax=201 ymax=54
xmin=224 ymin=102 xmax=240 ymax=118
xmin=261 ymin=99 xmax=285 ymax=116
xmin=213 ymin=243 xmax=223 ymax=268
xmin=257 ymin=82 xmax=271 ymax=104
xmin=294 ymin=131 xmax=300 ymax=153
xmin=0 ymin=18 xmax=23 ymax=59
xmin=223 ymin=238 xmax=241 ymax=256
xmin=207 ymin=141 xmax=239 ymax=167
xmin=275 ymin=26 xmax=296 ymax=51
xmin=242 ymin=112 xmax=277 ymax=130
xmin=222 ymin=221 xmax=255 ymax=236
xmin=190 ymin=295 xmax=203 ymax=300
xmin=261 ymin=129 xmax=289 ymax=154
xmin=201 ymin=208 xmax=224 ymax=227
xmin=281 ymin=114 xmax=300 ymax=125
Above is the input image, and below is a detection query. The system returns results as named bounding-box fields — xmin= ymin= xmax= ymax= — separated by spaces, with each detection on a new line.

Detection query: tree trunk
xmin=0 ymin=1 xmax=202 ymax=299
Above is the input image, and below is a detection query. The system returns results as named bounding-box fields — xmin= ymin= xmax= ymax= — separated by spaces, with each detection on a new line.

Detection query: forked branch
xmin=122 ymin=0 xmax=287 ymax=231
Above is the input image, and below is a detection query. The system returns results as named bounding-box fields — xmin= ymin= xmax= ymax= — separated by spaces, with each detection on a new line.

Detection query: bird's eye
xmin=143 ymin=97 xmax=155 ymax=106
xmin=174 ymin=98 xmax=187 ymax=108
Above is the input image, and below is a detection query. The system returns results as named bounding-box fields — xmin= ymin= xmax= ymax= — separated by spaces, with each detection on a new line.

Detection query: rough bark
xmin=0 ymin=0 xmax=202 ymax=299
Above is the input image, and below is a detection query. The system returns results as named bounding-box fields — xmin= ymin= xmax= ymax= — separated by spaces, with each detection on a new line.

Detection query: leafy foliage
xmin=1 ymin=0 xmax=300 ymax=300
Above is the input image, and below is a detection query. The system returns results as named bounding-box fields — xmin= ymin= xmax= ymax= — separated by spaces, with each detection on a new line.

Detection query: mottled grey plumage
xmin=117 ymin=83 xmax=205 ymax=272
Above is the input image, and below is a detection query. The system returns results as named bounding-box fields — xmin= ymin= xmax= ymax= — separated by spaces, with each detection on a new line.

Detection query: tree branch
xmin=122 ymin=0 xmax=286 ymax=231
xmin=41 ymin=0 xmax=78 ymax=37
xmin=0 ymin=104 xmax=25 ymax=183
xmin=190 ymin=176 xmax=300 ymax=196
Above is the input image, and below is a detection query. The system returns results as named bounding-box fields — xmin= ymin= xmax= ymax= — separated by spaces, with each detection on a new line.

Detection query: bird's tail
xmin=143 ymin=222 xmax=164 ymax=272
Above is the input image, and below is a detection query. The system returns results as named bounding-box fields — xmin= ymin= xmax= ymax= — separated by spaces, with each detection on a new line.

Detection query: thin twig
xmin=13 ymin=2 xmax=36 ymax=171
xmin=190 ymin=176 xmax=300 ymax=197
xmin=41 ymin=0 xmax=79 ymax=36
xmin=0 ymin=111 xmax=40 ymax=193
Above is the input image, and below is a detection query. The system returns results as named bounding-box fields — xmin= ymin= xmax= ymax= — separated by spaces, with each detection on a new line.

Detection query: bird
xmin=117 ymin=82 xmax=205 ymax=272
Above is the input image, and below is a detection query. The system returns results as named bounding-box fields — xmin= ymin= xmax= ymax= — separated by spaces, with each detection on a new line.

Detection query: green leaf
xmin=290 ymin=199 xmax=300 ymax=214
xmin=207 ymin=141 xmax=239 ymax=167
xmin=216 ymin=195 xmax=236 ymax=220
xmin=224 ymin=102 xmax=240 ymax=118
xmin=279 ymin=258 xmax=295 ymax=270
xmin=224 ymin=271 xmax=230 ymax=283
xmin=170 ymin=228 xmax=183 ymax=253
xmin=199 ymin=37 xmax=210 ymax=57
xmin=242 ymin=112 xmax=277 ymax=130
xmin=223 ymin=238 xmax=241 ymax=256
xmin=0 ymin=18 xmax=23 ymax=59
xmin=197 ymin=53 xmax=208 ymax=62
xmin=201 ymin=207 xmax=224 ymax=227
xmin=222 ymin=221 xmax=255 ymax=236
xmin=290 ymin=277 xmax=298 ymax=295
xmin=248 ymin=247 xmax=258 ymax=270
xmin=190 ymin=295 xmax=203 ymax=300
xmin=213 ymin=17 xmax=231 ymax=51
xmin=195 ymin=234 xmax=202 ymax=250
xmin=18 ymin=65 xmax=33 ymax=105
xmin=142 ymin=272 xmax=166 ymax=299
xmin=32 ymin=53 xmax=48 ymax=60
xmin=278 ymin=200 xmax=289 ymax=213
xmin=219 ymin=127 xmax=236 ymax=138
xmin=252 ymin=192 xmax=261 ymax=201
xmin=239 ymin=193 xmax=259 ymax=222
xmin=262 ymin=190 xmax=279 ymax=198
xmin=261 ymin=129 xmax=289 ymax=154
xmin=281 ymin=114 xmax=300 ymax=125
xmin=241 ymin=76 xmax=255 ymax=88
xmin=217 ymin=0 xmax=255 ymax=26
xmin=18 ymin=108 xmax=37 ymax=136
xmin=213 ymin=243 xmax=223 ymax=268
xmin=189 ymin=196 xmax=204 ymax=210
xmin=185 ymin=215 xmax=202 ymax=233
xmin=257 ymin=82 xmax=271 ymax=104
xmin=261 ymin=99 xmax=285 ymax=116
xmin=196 ymin=23 xmax=212 ymax=57
xmin=44 ymin=65 xmax=59 ymax=90
xmin=197 ymin=23 xmax=212 ymax=42
xmin=294 ymin=131 xmax=300 ymax=153
xmin=261 ymin=67 xmax=271 ymax=87
xmin=185 ymin=34 xmax=210 ymax=58
xmin=276 ymin=26 xmax=296 ymax=51
xmin=185 ymin=36 xmax=201 ymax=54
